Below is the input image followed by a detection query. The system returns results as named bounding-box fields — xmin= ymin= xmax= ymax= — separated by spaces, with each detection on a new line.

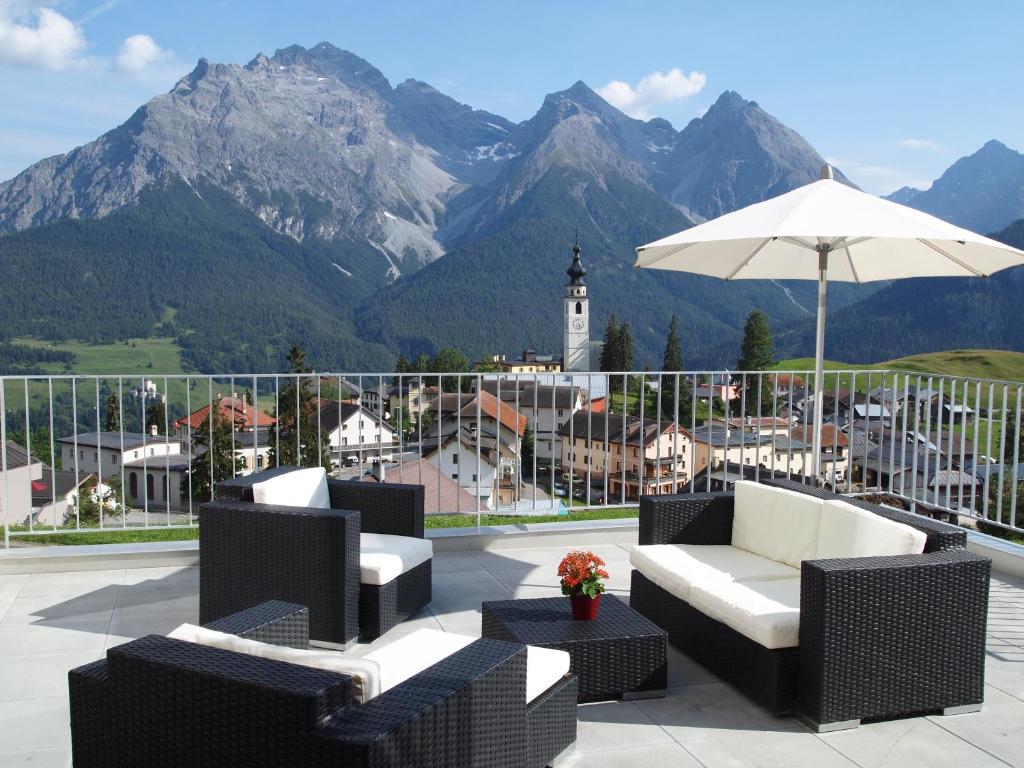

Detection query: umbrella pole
xmin=811 ymin=246 xmax=829 ymax=484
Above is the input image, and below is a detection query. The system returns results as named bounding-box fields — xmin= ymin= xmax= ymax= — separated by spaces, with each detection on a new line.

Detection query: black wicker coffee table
xmin=481 ymin=594 xmax=667 ymax=703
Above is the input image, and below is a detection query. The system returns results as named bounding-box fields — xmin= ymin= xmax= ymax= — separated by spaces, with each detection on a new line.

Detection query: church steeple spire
xmin=566 ymin=231 xmax=586 ymax=285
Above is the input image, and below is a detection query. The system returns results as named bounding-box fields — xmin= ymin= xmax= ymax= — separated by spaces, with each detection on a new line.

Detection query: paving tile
xmin=431 ymin=568 xmax=511 ymax=596
xmin=0 ymin=747 xmax=72 ymax=767
xmin=563 ymin=740 xmax=701 ymax=766
xmin=1 ymin=590 xmax=119 ymax=626
xmin=430 ymin=552 xmax=488 ymax=574
xmin=0 ymin=697 xmax=71 ymax=753
xmin=819 ymin=715 xmax=1007 ymax=768
xmin=106 ymin=612 xmax=197 ymax=648
xmin=925 ymin=697 xmax=1024 ymax=766
xmin=112 ymin=590 xmax=197 ymax=619
xmin=471 ymin=548 xmax=564 ymax=571
xmin=120 ymin=565 xmax=199 ymax=587
xmin=0 ymin=652 xmax=97 ymax=702
xmin=19 ymin=571 xmax=124 ymax=598
xmin=427 ymin=607 xmax=484 ymax=637
xmin=0 ymin=620 xmax=109 ymax=657
xmin=573 ymin=700 xmax=676 ymax=754
xmin=636 ymin=681 xmax=806 ymax=739
xmin=683 ymin=729 xmax=858 ymax=767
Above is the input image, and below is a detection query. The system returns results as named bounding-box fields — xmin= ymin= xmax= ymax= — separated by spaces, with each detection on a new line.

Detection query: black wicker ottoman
xmin=482 ymin=594 xmax=667 ymax=703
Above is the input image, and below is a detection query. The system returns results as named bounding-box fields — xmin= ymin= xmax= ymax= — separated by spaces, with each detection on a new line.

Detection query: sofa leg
xmin=942 ymin=703 xmax=983 ymax=716
xmin=797 ymin=713 xmax=860 ymax=733
xmin=547 ymin=742 xmax=576 ymax=767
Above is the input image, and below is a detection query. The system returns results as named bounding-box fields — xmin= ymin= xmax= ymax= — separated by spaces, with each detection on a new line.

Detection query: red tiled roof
xmin=173 ymin=396 xmax=276 ymax=431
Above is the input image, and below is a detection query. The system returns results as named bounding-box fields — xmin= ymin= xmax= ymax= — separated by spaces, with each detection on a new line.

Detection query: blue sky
xmin=1 ymin=0 xmax=1022 ymax=194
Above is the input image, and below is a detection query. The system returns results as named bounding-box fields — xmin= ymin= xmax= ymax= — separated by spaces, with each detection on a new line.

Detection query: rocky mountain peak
xmin=269 ymin=43 xmax=392 ymax=94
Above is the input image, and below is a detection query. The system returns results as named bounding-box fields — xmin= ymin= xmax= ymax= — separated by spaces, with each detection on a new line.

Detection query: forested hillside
xmin=0 ymin=181 xmax=394 ymax=372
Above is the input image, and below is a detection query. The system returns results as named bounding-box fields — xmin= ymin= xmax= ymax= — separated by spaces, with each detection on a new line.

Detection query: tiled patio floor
xmin=1 ymin=544 xmax=1022 ymax=766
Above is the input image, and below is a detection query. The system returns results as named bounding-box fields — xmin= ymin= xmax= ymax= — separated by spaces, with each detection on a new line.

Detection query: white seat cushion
xmin=168 ymin=623 xmax=380 ymax=703
xmin=364 ymin=628 xmax=570 ymax=704
xmin=364 ymin=628 xmax=475 ymax=693
xmin=526 ymin=645 xmax=572 ymax=704
xmin=817 ymin=498 xmax=927 ymax=560
xmin=360 ymin=533 xmax=433 ymax=586
xmin=630 ymin=544 xmax=798 ymax=601
xmin=252 ymin=467 xmax=330 ymax=509
xmin=732 ymin=480 xmax=823 ymax=568
xmin=688 ymin=577 xmax=802 ymax=649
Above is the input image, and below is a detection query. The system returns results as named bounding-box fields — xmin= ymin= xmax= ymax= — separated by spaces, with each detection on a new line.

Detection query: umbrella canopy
xmin=635 ymin=166 xmax=1024 ymax=479
xmin=636 ymin=174 xmax=1024 ymax=281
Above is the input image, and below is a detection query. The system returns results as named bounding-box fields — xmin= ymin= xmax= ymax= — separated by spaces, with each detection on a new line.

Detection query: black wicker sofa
xmin=69 ymin=600 xmax=578 ymax=767
xmin=630 ymin=478 xmax=991 ymax=732
xmin=201 ymin=466 xmax=431 ymax=645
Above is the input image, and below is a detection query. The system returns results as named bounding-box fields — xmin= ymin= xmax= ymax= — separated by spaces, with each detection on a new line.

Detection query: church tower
xmin=563 ymin=234 xmax=590 ymax=371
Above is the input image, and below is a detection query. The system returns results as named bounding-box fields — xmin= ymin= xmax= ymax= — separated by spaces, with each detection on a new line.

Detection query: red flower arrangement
xmin=558 ymin=550 xmax=609 ymax=599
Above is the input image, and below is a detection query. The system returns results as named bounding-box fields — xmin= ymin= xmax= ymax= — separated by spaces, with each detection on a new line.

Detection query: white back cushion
xmin=364 ymin=628 xmax=569 ymax=704
xmin=364 ymin=628 xmax=476 ymax=693
xmin=252 ymin=467 xmax=330 ymax=509
xmin=168 ymin=623 xmax=380 ymax=703
xmin=817 ymin=499 xmax=927 ymax=559
xmin=731 ymin=481 xmax=823 ymax=568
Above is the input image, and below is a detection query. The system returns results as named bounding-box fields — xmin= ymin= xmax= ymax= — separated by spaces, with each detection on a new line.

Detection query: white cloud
xmin=598 ymin=68 xmax=707 ymax=120
xmin=899 ymin=138 xmax=945 ymax=152
xmin=115 ymin=33 xmax=169 ymax=74
xmin=0 ymin=2 xmax=88 ymax=70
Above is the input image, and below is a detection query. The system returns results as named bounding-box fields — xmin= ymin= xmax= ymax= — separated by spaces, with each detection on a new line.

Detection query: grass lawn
xmin=15 ymin=336 xmax=187 ymax=375
xmin=8 ymin=507 xmax=639 ymax=544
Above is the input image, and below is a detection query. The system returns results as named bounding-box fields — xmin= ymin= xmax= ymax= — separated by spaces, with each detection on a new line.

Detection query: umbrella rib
xmin=917 ymin=239 xmax=987 ymax=277
xmin=843 ymin=246 xmax=862 ymax=284
xmin=635 ymin=242 xmax=695 ymax=268
xmin=724 ymin=237 xmax=772 ymax=280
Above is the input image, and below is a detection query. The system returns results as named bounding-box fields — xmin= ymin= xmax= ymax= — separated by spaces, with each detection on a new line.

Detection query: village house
xmin=478 ymin=380 xmax=586 ymax=465
xmin=317 ymin=401 xmax=398 ymax=465
xmin=172 ymin=394 xmax=275 ymax=436
xmin=0 ymin=441 xmax=44 ymax=526
xmin=484 ymin=349 xmax=562 ymax=374
xmin=423 ymin=426 xmax=518 ymax=508
xmin=424 ymin=389 xmax=527 ymax=456
xmin=791 ymin=423 xmax=850 ymax=483
xmin=558 ymin=411 xmax=690 ymax=500
xmin=690 ymin=425 xmax=812 ymax=479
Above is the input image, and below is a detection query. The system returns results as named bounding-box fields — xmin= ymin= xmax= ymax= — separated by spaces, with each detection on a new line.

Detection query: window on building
xmin=134 ymin=451 xmax=139 ymax=459
xmin=342 ymin=437 xmax=348 ymax=446
xmin=129 ymin=472 xmax=138 ymax=499
xmin=79 ymin=449 xmax=84 ymax=460
xmin=112 ymin=454 xmax=118 ymax=464
xmin=149 ymin=449 xmax=155 ymax=456
xmin=146 ymin=474 xmax=155 ymax=502
xmin=93 ymin=452 xmax=97 ymax=462
xmin=162 ymin=475 xmax=168 ymax=502
xmin=472 ymin=474 xmax=478 ymax=482
xmin=452 ymin=453 xmax=459 ymax=464
xmin=451 ymin=473 xmax=458 ymax=480
xmin=575 ymin=301 xmax=582 ymax=315
xmin=257 ymin=455 xmax=264 ymax=469
xmin=557 ymin=409 xmax=564 ymax=417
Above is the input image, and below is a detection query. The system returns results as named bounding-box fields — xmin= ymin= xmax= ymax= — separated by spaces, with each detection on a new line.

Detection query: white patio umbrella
xmin=635 ymin=166 xmax=1024 ymax=478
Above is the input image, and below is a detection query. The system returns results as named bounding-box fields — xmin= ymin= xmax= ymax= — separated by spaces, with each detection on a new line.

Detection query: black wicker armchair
xmin=200 ymin=466 xmax=430 ymax=645
xmin=69 ymin=601 xmax=578 ymax=768
xmin=630 ymin=484 xmax=991 ymax=731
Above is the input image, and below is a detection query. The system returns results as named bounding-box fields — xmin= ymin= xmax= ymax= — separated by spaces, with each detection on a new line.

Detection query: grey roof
xmin=479 ymin=381 xmax=582 ymax=409
xmin=557 ymin=411 xmax=676 ymax=447
xmin=31 ymin=470 xmax=92 ymax=504
xmin=57 ymin=431 xmax=183 ymax=450
xmin=3 ymin=441 xmax=42 ymax=470
xmin=122 ymin=454 xmax=189 ymax=469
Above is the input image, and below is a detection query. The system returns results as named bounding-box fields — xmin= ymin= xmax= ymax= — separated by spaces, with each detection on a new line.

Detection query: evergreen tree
xmin=599 ymin=313 xmax=620 ymax=373
xmin=659 ymin=314 xmax=693 ymax=420
xmin=103 ymin=393 xmax=122 ymax=433
xmin=521 ymin=423 xmax=535 ymax=478
xmin=395 ymin=353 xmax=410 ymax=374
xmin=146 ymin=400 xmax=166 ymax=435
xmin=431 ymin=347 xmax=471 ymax=392
xmin=736 ymin=310 xmax=775 ymax=416
xmin=617 ymin=322 xmax=635 ymax=372
xmin=266 ymin=345 xmax=330 ymax=469
xmin=184 ymin=395 xmax=239 ymax=501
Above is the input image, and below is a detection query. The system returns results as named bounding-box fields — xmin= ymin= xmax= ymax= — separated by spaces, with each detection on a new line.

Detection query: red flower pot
xmin=570 ymin=592 xmax=601 ymax=621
